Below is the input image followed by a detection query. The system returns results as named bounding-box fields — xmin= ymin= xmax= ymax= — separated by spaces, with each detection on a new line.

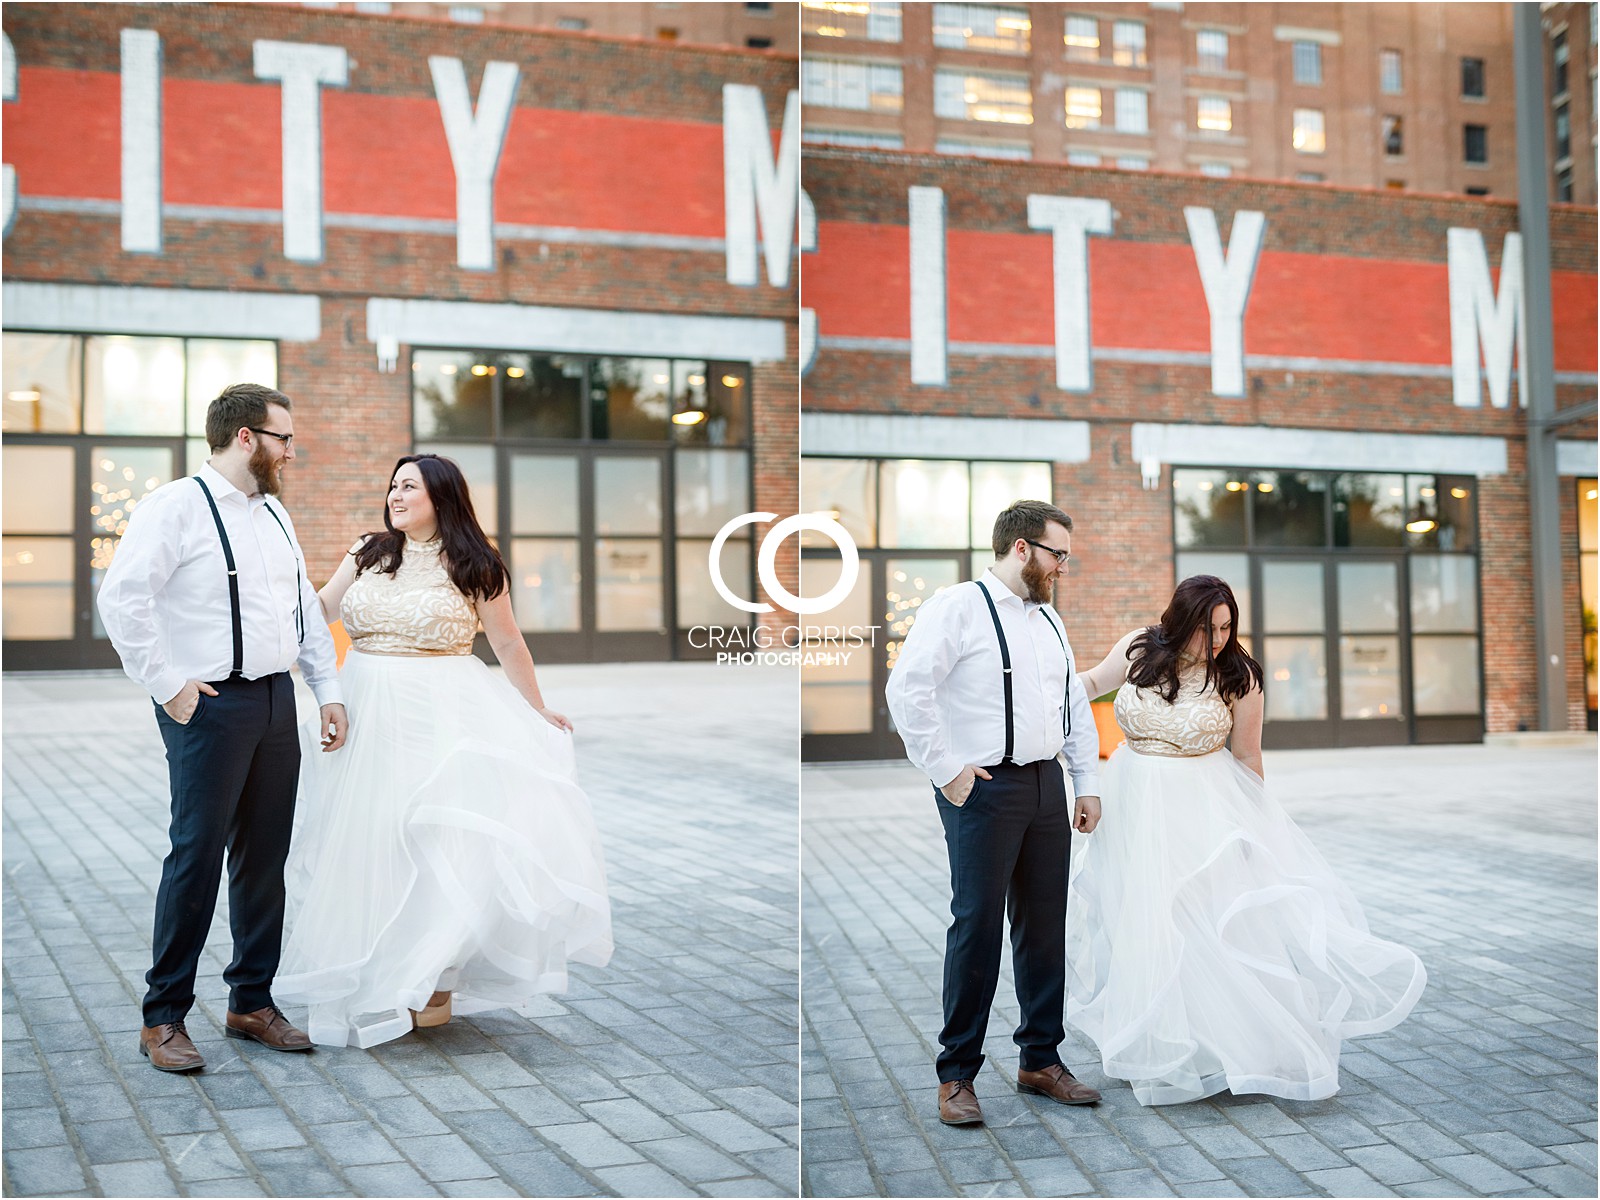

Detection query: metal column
xmin=1513 ymin=4 xmax=1567 ymax=731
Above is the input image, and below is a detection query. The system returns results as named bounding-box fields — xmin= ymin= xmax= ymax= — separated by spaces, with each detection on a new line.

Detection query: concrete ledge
xmin=1484 ymin=730 xmax=1597 ymax=749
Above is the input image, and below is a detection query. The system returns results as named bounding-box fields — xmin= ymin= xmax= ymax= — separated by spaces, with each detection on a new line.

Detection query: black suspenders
xmin=975 ymin=580 xmax=1072 ymax=766
xmin=194 ymin=477 xmax=306 ymax=680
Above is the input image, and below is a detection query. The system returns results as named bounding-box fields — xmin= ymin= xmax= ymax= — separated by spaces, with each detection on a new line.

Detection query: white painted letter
xmin=799 ymin=189 xmax=818 ymax=375
xmin=121 ymin=29 xmax=162 ymax=254
xmin=3 ymin=34 xmax=18 ymax=239
xmin=429 ymin=56 xmax=520 ymax=271
xmin=1027 ymin=195 xmax=1114 ymax=392
xmin=723 ymin=84 xmax=799 ymax=287
xmin=252 ymin=40 xmax=349 ymax=263
xmin=1185 ymin=207 xmax=1265 ymax=398
xmin=909 ymin=186 xmax=947 ymax=387
xmin=1448 ymin=228 xmax=1525 ymax=409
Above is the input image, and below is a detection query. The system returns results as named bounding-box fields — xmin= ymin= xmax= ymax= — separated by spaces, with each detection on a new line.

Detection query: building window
xmin=656 ymin=26 xmax=680 ymax=40
xmin=1065 ymin=15 xmax=1099 ymax=62
xmin=1171 ymin=469 xmax=1484 ymax=735
xmin=1465 ymin=186 xmax=1490 ymax=196
xmin=935 ymin=68 xmax=1032 ymax=124
xmin=1557 ymin=167 xmax=1574 ymax=202
xmin=1296 ymin=171 xmax=1325 ymax=183
xmin=932 ymin=4 xmax=1031 ymax=55
xmin=803 ymin=58 xmax=904 ymax=112
xmin=555 ymin=16 xmax=588 ymax=31
xmin=802 ymin=0 xmax=903 ymax=42
xmin=1066 ymin=151 xmax=1102 ymax=166
xmin=415 ymin=351 xmax=755 ymax=648
xmin=1 ymin=332 xmax=279 ymax=651
xmin=1199 ymin=162 xmax=1232 ymax=177
xmin=1196 ymin=29 xmax=1228 ymax=73
xmin=747 ymin=36 xmax=773 ymax=48
xmin=935 ymin=137 xmax=1031 ymax=160
xmin=803 ymin=129 xmax=905 ymax=149
xmin=1464 ymin=123 xmax=1488 ymax=164
xmin=448 ymin=5 xmax=484 ymax=23
xmin=1292 ymin=41 xmax=1323 ymax=85
xmin=354 ymin=2 xmax=392 ymax=12
xmin=1114 ymin=88 xmax=1149 ymax=133
xmin=747 ymin=1 xmax=773 ymax=11
xmin=1379 ymin=48 xmax=1403 ymax=93
xmin=1112 ymin=20 xmax=1147 ymax=67
xmin=1197 ymin=96 xmax=1232 ymax=133
xmin=1461 ymin=56 xmax=1485 ymax=98
xmin=1383 ymin=115 xmax=1403 ymax=157
xmin=1293 ymin=108 xmax=1326 ymax=153
xmin=1385 ymin=179 xmax=1405 ymax=190
xmin=1553 ymin=29 xmax=1570 ymax=95
xmin=1065 ymin=86 xmax=1102 ymax=129
xmin=1556 ymin=104 xmax=1571 ymax=160
xmin=1116 ymin=156 xmax=1149 ymax=170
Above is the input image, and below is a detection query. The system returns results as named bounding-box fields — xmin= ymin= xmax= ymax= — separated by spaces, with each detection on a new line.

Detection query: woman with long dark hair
xmin=1066 ymin=575 xmax=1424 ymax=1105
xmin=275 ymin=454 xmax=612 ymax=1048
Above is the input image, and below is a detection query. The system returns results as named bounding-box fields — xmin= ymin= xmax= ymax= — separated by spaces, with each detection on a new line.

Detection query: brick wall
xmin=2 ymin=2 xmax=799 ymax=631
xmin=803 ymin=148 xmax=1598 ymax=733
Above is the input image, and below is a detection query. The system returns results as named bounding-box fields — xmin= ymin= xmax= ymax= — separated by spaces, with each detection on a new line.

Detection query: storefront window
xmin=413 ymin=349 xmax=493 ymax=438
xmin=3 ymin=333 xmax=81 ymax=433
xmin=591 ymin=358 xmax=672 ymax=441
xmin=3 ymin=332 xmax=277 ymax=661
xmin=880 ymin=459 xmax=970 ymax=548
xmin=1334 ymin=473 xmax=1407 ymax=546
xmin=501 ymin=354 xmax=585 ymax=440
xmin=801 ymin=457 xmax=878 ymax=549
xmin=1173 ymin=468 xmax=1247 ymax=547
xmin=1404 ymin=475 xmax=1477 ymax=551
xmin=1252 ymin=470 xmax=1326 ymax=546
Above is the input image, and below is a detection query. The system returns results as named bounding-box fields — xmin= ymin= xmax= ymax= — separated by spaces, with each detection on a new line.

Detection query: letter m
xmin=724 ymin=84 xmax=799 ymax=288
xmin=1448 ymin=228 xmax=1525 ymax=409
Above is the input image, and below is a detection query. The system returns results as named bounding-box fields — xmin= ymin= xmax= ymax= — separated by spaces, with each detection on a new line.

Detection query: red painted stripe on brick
xmin=813 ymin=222 xmax=1599 ymax=372
xmin=5 ymin=67 xmax=729 ymax=235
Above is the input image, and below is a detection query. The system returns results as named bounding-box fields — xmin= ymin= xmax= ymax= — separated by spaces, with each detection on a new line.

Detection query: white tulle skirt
xmin=1067 ymin=745 xmax=1425 ymax=1106
xmin=276 ymin=649 xmax=613 ymax=1048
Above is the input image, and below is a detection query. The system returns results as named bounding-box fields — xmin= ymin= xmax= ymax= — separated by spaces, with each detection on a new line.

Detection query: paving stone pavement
xmin=2 ymin=663 xmax=798 ymax=1198
xmin=802 ymin=742 xmax=1597 ymax=1198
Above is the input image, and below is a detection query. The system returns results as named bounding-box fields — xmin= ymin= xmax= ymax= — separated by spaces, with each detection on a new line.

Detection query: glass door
xmin=1258 ymin=557 xmax=1334 ymax=749
xmin=1334 ymin=558 xmax=1409 ymax=745
xmin=504 ymin=448 xmax=672 ymax=663
xmin=801 ymin=550 xmax=966 ymax=761
xmin=3 ymin=438 xmax=180 ymax=670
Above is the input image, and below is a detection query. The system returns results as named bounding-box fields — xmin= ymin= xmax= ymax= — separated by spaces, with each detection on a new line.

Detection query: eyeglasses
xmin=1025 ymin=539 xmax=1071 ymax=567
xmin=248 ymin=427 xmax=294 ymax=448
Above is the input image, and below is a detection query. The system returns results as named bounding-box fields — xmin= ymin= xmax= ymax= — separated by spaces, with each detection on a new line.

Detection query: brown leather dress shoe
xmin=937 ymin=1079 xmax=983 ymax=1125
xmin=140 ymin=1021 xmax=204 ymax=1072
xmin=1017 ymin=1063 xmax=1101 ymax=1105
xmin=225 ymin=1005 xmax=313 ymax=1052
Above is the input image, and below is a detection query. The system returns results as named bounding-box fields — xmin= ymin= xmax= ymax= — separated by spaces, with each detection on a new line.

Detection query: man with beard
xmin=886 ymin=499 xmax=1103 ymax=1125
xmin=99 ymin=383 xmax=347 ymax=1071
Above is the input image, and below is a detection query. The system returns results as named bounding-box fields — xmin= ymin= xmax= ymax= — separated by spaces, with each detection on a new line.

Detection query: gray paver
xmin=3 ymin=665 xmax=796 ymax=1198
xmin=803 ymin=744 xmax=1596 ymax=1197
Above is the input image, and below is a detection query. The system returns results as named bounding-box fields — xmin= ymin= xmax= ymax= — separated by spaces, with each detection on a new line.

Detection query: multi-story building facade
xmin=308 ymin=1 xmax=800 ymax=53
xmin=2 ymin=3 xmax=799 ymax=670
xmin=801 ymin=1 xmax=1543 ymax=196
xmin=1544 ymin=2 xmax=1597 ymax=206
xmin=798 ymin=147 xmax=1598 ymax=758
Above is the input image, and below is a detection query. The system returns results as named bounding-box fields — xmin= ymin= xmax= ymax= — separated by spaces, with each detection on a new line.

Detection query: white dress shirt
xmin=886 ymin=570 xmax=1101 ymax=797
xmin=97 ymin=462 xmax=342 ymax=708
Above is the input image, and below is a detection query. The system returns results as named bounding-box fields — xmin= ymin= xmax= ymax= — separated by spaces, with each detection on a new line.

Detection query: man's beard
xmin=248 ymin=441 xmax=282 ymax=496
xmin=1021 ymin=553 xmax=1055 ymax=604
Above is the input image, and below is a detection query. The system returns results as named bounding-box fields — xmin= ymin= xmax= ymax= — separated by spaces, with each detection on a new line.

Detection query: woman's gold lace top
xmin=341 ymin=538 xmax=478 ymax=656
xmin=1114 ymin=656 xmax=1233 ymax=757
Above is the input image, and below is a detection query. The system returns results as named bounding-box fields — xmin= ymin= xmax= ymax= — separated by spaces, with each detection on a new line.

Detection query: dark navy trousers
xmin=144 ymin=672 xmax=300 ymax=1026
xmin=935 ymin=758 xmax=1072 ymax=1082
